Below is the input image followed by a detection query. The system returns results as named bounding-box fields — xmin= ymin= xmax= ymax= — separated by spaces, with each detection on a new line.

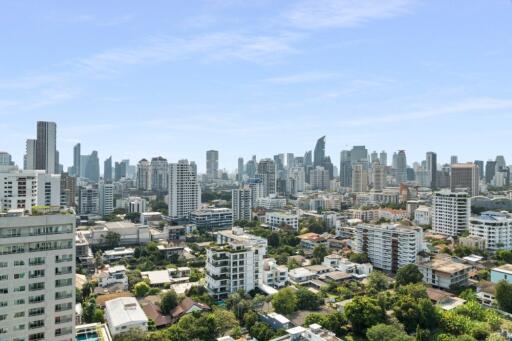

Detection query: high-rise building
xmin=79 ymin=186 xmax=99 ymax=215
xmin=60 ymin=172 xmax=76 ymax=208
xmin=352 ymin=163 xmax=368 ymax=193
xmin=354 ymin=223 xmax=423 ymax=272
xmin=0 ymin=152 xmax=12 ymax=166
xmin=313 ymin=136 xmax=326 ymax=167
xmin=395 ymin=150 xmax=407 ymax=184
xmin=84 ymin=151 xmax=100 ymax=182
xmin=0 ymin=212 xmax=76 ymax=340
xmin=340 ymin=150 xmax=352 ymax=188
xmin=232 ymin=187 xmax=252 ymax=222
xmin=206 ymin=150 xmax=219 ymax=180
xmin=257 ymin=159 xmax=276 ymax=197
xmin=470 ymin=211 xmax=512 ymax=251
xmin=304 ymin=150 xmax=312 ymax=167
xmin=287 ymin=167 xmax=306 ymax=194
xmin=286 ymin=153 xmax=294 ymax=169
xmin=24 ymin=139 xmax=37 ymax=170
xmin=474 ymin=160 xmax=484 ymax=179
xmin=310 ymin=166 xmax=330 ymax=190
xmin=245 ymin=159 xmax=256 ymax=178
xmin=150 ymin=156 xmax=168 ymax=192
xmin=432 ymin=190 xmax=470 ymax=236
xmin=237 ymin=157 xmax=244 ymax=181
xmin=450 ymin=155 xmax=458 ymax=165
xmin=99 ymin=181 xmax=114 ymax=217
xmin=114 ymin=161 xmax=127 ymax=181
xmin=485 ymin=161 xmax=496 ymax=184
xmin=73 ymin=143 xmax=81 ymax=177
xmin=370 ymin=151 xmax=379 ymax=163
xmin=136 ymin=159 xmax=151 ymax=191
xmin=450 ymin=163 xmax=480 ymax=197
xmin=372 ymin=161 xmax=386 ymax=191
xmin=245 ymin=178 xmax=264 ymax=205
xmin=103 ymin=156 xmax=112 ymax=183
xmin=379 ymin=151 xmax=387 ymax=166
xmin=350 ymin=146 xmax=368 ymax=165
xmin=168 ymin=160 xmax=200 ymax=220
xmin=35 ymin=121 xmax=57 ymax=174
xmin=426 ymin=152 xmax=437 ymax=189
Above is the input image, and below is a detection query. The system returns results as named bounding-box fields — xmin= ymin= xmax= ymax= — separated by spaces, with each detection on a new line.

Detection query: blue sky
xmin=1 ymin=0 xmax=512 ymax=172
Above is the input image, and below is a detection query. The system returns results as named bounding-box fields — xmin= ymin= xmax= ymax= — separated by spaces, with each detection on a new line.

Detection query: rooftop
xmin=421 ymin=256 xmax=471 ymax=274
xmin=493 ymin=264 xmax=512 ymax=275
xmin=105 ymin=297 xmax=148 ymax=327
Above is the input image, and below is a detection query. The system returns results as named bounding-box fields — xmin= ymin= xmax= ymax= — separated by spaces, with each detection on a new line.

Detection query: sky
xmin=1 ymin=0 xmax=512 ymax=172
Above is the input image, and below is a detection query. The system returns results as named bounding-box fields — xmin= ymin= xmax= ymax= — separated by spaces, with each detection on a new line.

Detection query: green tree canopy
xmin=366 ymin=323 xmax=413 ymax=341
xmin=272 ymin=287 xmax=298 ymax=315
xmin=395 ymin=264 xmax=423 ymax=286
xmin=344 ymin=296 xmax=384 ymax=334
xmin=160 ymin=290 xmax=178 ymax=314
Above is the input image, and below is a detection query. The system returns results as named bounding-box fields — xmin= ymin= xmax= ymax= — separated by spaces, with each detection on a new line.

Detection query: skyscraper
xmin=168 ymin=160 xmax=200 ymax=220
xmin=313 ymin=136 xmax=325 ymax=167
xmin=24 ymin=139 xmax=37 ymax=170
xmin=450 ymin=155 xmax=458 ymax=165
xmin=485 ymin=161 xmax=496 ymax=184
xmin=350 ymin=146 xmax=368 ymax=164
xmin=372 ymin=161 xmax=386 ymax=191
xmin=84 ymin=151 xmax=99 ymax=182
xmin=286 ymin=153 xmax=294 ymax=169
xmin=73 ymin=143 xmax=81 ymax=177
xmin=257 ymin=158 xmax=276 ymax=197
xmin=237 ymin=157 xmax=244 ymax=181
xmin=304 ymin=150 xmax=312 ymax=167
xmin=99 ymin=181 xmax=114 ymax=217
xmin=206 ymin=150 xmax=219 ymax=179
xmin=136 ymin=159 xmax=151 ymax=190
xmin=340 ymin=150 xmax=352 ymax=187
xmin=426 ymin=152 xmax=437 ymax=189
xmin=370 ymin=151 xmax=379 ymax=163
xmin=150 ymin=156 xmax=169 ymax=192
xmin=474 ymin=160 xmax=484 ymax=179
xmin=450 ymin=163 xmax=480 ymax=196
xmin=232 ymin=187 xmax=252 ymax=222
xmin=352 ymin=162 xmax=368 ymax=193
xmin=35 ymin=121 xmax=57 ymax=173
xmin=395 ymin=150 xmax=407 ymax=184
xmin=104 ymin=156 xmax=113 ymax=183
xmin=379 ymin=151 xmax=387 ymax=166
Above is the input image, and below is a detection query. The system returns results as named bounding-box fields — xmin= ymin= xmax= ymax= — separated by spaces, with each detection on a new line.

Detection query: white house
xmin=105 ymin=297 xmax=148 ymax=336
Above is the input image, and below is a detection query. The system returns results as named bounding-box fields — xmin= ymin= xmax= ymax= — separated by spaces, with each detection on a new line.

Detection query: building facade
xmin=432 ymin=190 xmax=470 ymax=236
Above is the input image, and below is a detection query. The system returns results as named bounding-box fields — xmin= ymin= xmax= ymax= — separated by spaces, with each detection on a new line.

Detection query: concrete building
xmin=206 ymin=150 xmax=219 ymax=180
xmin=353 ymin=223 xmax=424 ymax=272
xmin=450 ymin=163 xmax=480 ymax=197
xmin=79 ymin=186 xmax=99 ymax=215
xmin=105 ymin=297 xmax=148 ymax=336
xmin=35 ymin=121 xmax=57 ymax=174
xmin=24 ymin=139 xmax=37 ymax=170
xmin=432 ymin=190 xmax=470 ymax=236
xmin=205 ymin=227 xmax=267 ymax=300
xmin=470 ymin=211 xmax=512 ymax=251
xmin=96 ymin=265 xmax=129 ymax=290
xmin=232 ymin=187 xmax=252 ymax=222
xmin=414 ymin=205 xmax=431 ymax=226
xmin=491 ymin=264 xmax=512 ymax=284
xmin=190 ymin=208 xmax=233 ymax=231
xmin=136 ymin=159 xmax=151 ymax=191
xmin=0 ymin=211 xmax=76 ymax=340
xmin=150 ymin=156 xmax=168 ymax=192
xmin=371 ymin=161 xmax=386 ymax=191
xmin=257 ymin=159 xmax=276 ymax=197
xmin=98 ymin=181 xmax=114 ymax=217
xmin=426 ymin=152 xmax=437 ymax=189
xmin=418 ymin=255 xmax=471 ymax=289
xmin=168 ymin=160 xmax=200 ymax=221
xmin=265 ymin=211 xmax=299 ymax=231
xmin=104 ymin=156 xmax=113 ymax=183
xmin=255 ymin=196 xmax=286 ymax=210
xmin=262 ymin=258 xmax=288 ymax=288
xmin=310 ymin=166 xmax=330 ymax=190
xmin=352 ymin=163 xmax=368 ymax=193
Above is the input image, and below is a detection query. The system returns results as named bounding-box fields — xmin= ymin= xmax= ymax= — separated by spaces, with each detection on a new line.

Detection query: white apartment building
xmin=262 ymin=258 xmax=288 ymax=288
xmin=232 ymin=187 xmax=252 ymax=222
xmin=205 ymin=227 xmax=267 ymax=300
xmin=322 ymin=254 xmax=373 ymax=277
xmin=432 ymin=190 xmax=470 ymax=236
xmin=353 ymin=223 xmax=424 ymax=272
xmin=310 ymin=166 xmax=330 ymax=191
xmin=470 ymin=211 xmax=512 ymax=251
xmin=418 ymin=255 xmax=471 ymax=289
xmin=0 ymin=169 xmax=61 ymax=212
xmin=105 ymin=297 xmax=148 ymax=336
xmin=414 ymin=205 xmax=431 ymax=226
xmin=116 ymin=196 xmax=148 ymax=213
xmin=265 ymin=211 xmax=299 ymax=231
xmin=98 ymin=181 xmax=114 ymax=217
xmin=79 ymin=186 xmax=99 ymax=215
xmin=255 ymin=196 xmax=286 ymax=210
xmin=168 ymin=160 xmax=200 ymax=220
xmin=287 ymin=167 xmax=305 ymax=194
xmin=0 ymin=211 xmax=76 ymax=340
xmin=190 ymin=208 xmax=233 ymax=231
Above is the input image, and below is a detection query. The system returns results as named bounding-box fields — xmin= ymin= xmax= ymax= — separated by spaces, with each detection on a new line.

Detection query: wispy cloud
xmin=285 ymin=0 xmax=417 ymax=29
xmin=265 ymin=72 xmax=339 ymax=84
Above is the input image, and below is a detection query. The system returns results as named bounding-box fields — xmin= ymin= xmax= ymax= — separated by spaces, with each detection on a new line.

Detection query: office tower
xmin=232 ymin=187 xmax=253 ymax=222
xmin=245 ymin=178 xmax=264 ymax=205
xmin=237 ymin=157 xmax=244 ymax=181
xmin=496 ymin=155 xmax=507 ymax=171
xmin=73 ymin=143 xmax=81 ymax=177
xmin=99 ymin=181 xmax=114 ymax=217
xmin=136 ymin=159 xmax=151 ymax=191
xmin=273 ymin=154 xmax=285 ymax=172
xmin=313 ymin=136 xmax=325 ymax=167
xmin=84 ymin=151 xmax=99 ymax=182
xmin=114 ymin=161 xmax=126 ymax=181
xmin=322 ymin=156 xmax=334 ymax=179
xmin=287 ymin=167 xmax=306 ymax=194
xmin=79 ymin=186 xmax=99 ymax=215
xmin=379 ymin=151 xmax=387 ymax=166
xmin=206 ymin=150 xmax=219 ymax=180
xmin=257 ymin=158 xmax=276 ymax=197
xmin=103 ymin=156 xmax=112 ymax=183
xmin=395 ymin=150 xmax=407 ymax=184
xmin=150 ymin=156 xmax=168 ymax=192
xmin=245 ymin=159 xmax=256 ymax=178
xmin=350 ymin=146 xmax=368 ymax=164
xmin=55 ymin=150 xmax=61 ymax=174
xmin=286 ymin=153 xmax=294 ymax=169
xmin=304 ymin=150 xmax=312 ymax=167
xmin=370 ymin=151 xmax=378 ymax=163
xmin=60 ymin=172 xmax=76 ymax=207
xmin=24 ymin=139 xmax=37 ymax=170
xmin=310 ymin=166 xmax=330 ymax=190
xmin=450 ymin=155 xmax=458 ymax=165
xmin=205 ymin=227 xmax=267 ymax=300
xmin=0 ymin=152 xmax=12 ymax=166
xmin=450 ymin=163 xmax=480 ymax=196
xmin=432 ymin=190 xmax=470 ymax=236
xmin=474 ymin=160 xmax=484 ymax=179
xmin=340 ymin=150 xmax=352 ymax=187
xmin=426 ymin=152 xmax=437 ymax=189
xmin=352 ymin=162 xmax=368 ymax=193
xmin=35 ymin=121 xmax=57 ymax=173
xmin=0 ymin=212 xmax=76 ymax=340
xmin=294 ymin=157 xmax=304 ymax=167
xmin=168 ymin=160 xmax=200 ymax=220
xmin=372 ymin=161 xmax=386 ymax=191
xmin=354 ymin=223 xmax=423 ymax=272
xmin=485 ymin=161 xmax=496 ymax=184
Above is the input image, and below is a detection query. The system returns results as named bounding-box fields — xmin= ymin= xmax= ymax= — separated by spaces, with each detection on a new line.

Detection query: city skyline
xmin=2 ymin=1 xmax=512 ymax=170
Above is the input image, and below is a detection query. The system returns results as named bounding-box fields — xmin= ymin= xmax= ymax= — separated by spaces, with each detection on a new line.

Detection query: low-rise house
xmin=319 ymin=271 xmax=352 ymax=283
xmin=288 ymin=267 xmax=315 ymax=284
xmin=426 ymin=288 xmax=466 ymax=311
xmin=459 ymin=236 xmax=486 ymax=250
xmin=170 ymin=297 xmax=211 ymax=322
xmin=304 ymin=264 xmax=333 ymax=276
xmin=418 ymin=255 xmax=471 ymax=289
xmin=262 ymin=258 xmax=288 ymax=288
xmin=322 ymin=254 xmax=373 ymax=278
xmin=103 ymin=246 xmax=135 ymax=261
xmin=270 ymin=324 xmax=341 ymax=341
xmin=157 ymin=243 xmax=185 ymax=260
xmin=260 ymin=312 xmax=292 ymax=330
xmin=96 ymin=265 xmax=129 ymax=290
xmin=90 ymin=220 xmax=150 ymax=245
xmin=298 ymin=232 xmax=327 ymax=250
xmin=105 ymin=297 xmax=148 ymax=336
xmin=140 ymin=300 xmax=172 ymax=328
xmin=477 ymin=280 xmax=496 ymax=307
xmin=491 ymin=264 xmax=512 ymax=284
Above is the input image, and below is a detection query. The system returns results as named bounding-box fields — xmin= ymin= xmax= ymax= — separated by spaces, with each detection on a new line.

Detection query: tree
xmin=104 ymin=231 xmax=121 ymax=248
xmin=344 ymin=296 xmax=384 ymax=334
xmin=296 ymin=287 xmax=323 ymax=310
xmin=349 ymin=253 xmax=370 ymax=264
xmin=133 ymin=281 xmax=151 ymax=297
xmin=272 ymin=287 xmax=297 ymax=315
xmin=393 ymin=296 xmax=421 ymax=333
xmin=160 ymin=290 xmax=178 ymax=314
xmin=395 ymin=264 xmax=423 ymax=286
xmin=495 ymin=280 xmax=512 ymax=313
xmin=82 ymin=298 xmax=104 ymax=323
xmin=305 ymin=311 xmax=347 ymax=337
xmin=125 ymin=212 xmax=140 ymax=223
xmin=113 ymin=329 xmax=148 ymax=341
xmin=312 ymin=244 xmax=328 ymax=264
xmin=367 ymin=271 xmax=389 ymax=293
xmin=250 ymin=322 xmax=275 ymax=341
xmin=366 ymin=323 xmax=413 ymax=341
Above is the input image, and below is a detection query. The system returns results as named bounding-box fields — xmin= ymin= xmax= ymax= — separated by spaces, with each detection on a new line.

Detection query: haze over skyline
xmin=2 ymin=0 xmax=512 ymax=171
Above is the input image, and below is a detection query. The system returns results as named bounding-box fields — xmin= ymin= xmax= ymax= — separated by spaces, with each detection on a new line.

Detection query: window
xmin=55 ymin=290 xmax=72 ymax=300
xmin=29 ymin=332 xmax=45 ymax=341
xmin=14 ymin=324 xmax=25 ymax=331
xmin=28 ymin=269 xmax=45 ymax=279
xmin=55 ymin=254 xmax=73 ymax=263
xmin=55 ymin=302 xmax=72 ymax=312
xmin=0 ymin=274 xmax=7 ymax=281
xmin=0 ymin=314 xmax=6 ymax=321
xmin=14 ymin=285 xmax=25 ymax=292
xmin=55 ymin=278 xmax=72 ymax=287
xmin=15 ymin=299 xmax=25 ymax=305
xmin=14 ymin=311 xmax=25 ymax=318
xmin=28 ymin=307 xmax=44 ymax=317
xmin=55 ymin=314 xmax=73 ymax=324
xmin=28 ymin=295 xmax=44 ymax=304
xmin=14 ymin=273 xmax=25 ymax=279
xmin=0 ymin=301 xmax=7 ymax=307
xmin=0 ymin=262 xmax=7 ymax=268
xmin=29 ymin=257 xmax=45 ymax=266
xmin=14 ymin=260 xmax=25 ymax=266
xmin=28 ymin=320 xmax=44 ymax=329
xmin=29 ymin=282 xmax=45 ymax=291
xmin=0 ymin=288 xmax=7 ymax=294
xmin=55 ymin=266 xmax=73 ymax=275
